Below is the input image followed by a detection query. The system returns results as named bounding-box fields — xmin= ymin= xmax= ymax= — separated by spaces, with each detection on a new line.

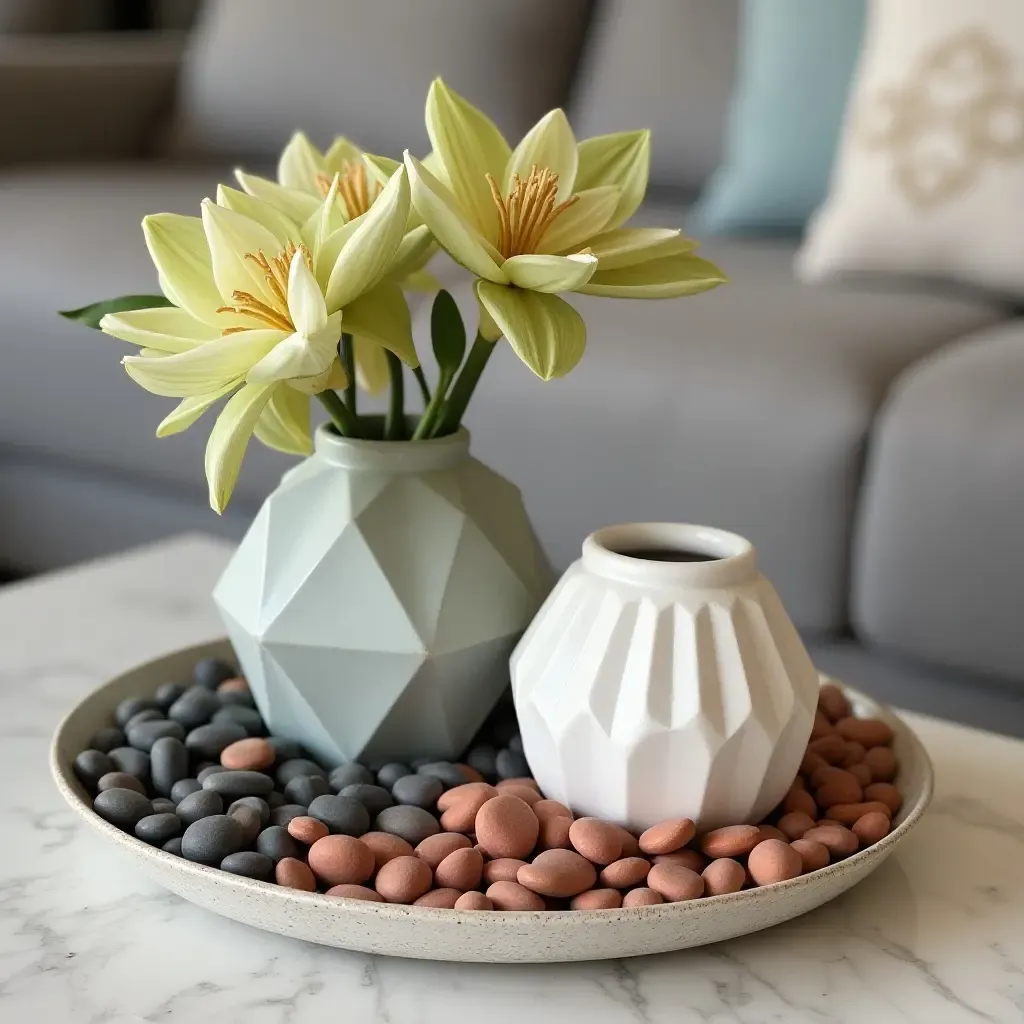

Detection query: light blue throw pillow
xmin=692 ymin=0 xmax=866 ymax=236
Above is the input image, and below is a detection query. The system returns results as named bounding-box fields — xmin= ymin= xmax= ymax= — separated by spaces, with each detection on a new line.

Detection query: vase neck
xmin=581 ymin=523 xmax=757 ymax=589
xmin=313 ymin=422 xmax=469 ymax=472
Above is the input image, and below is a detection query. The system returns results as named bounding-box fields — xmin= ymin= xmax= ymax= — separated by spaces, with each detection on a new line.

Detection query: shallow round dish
xmin=51 ymin=639 xmax=933 ymax=963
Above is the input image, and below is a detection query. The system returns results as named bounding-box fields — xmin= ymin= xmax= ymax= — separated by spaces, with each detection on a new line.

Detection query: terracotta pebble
xmin=700 ymin=824 xmax=761 ymax=859
xmin=455 ymin=763 xmax=486 ymax=784
xmin=307 ymin=835 xmax=374 ymax=885
xmin=437 ymin=782 xmax=498 ymax=813
xmin=653 ymin=849 xmax=707 ymax=873
xmin=415 ymin=832 xmax=472 ymax=869
xmin=802 ymin=824 xmax=859 ymax=858
xmin=599 ymin=856 xmax=651 ymax=889
xmin=835 ymin=716 xmax=893 ymax=748
xmin=483 ymin=858 xmax=528 ymax=884
xmin=646 ymin=862 xmax=704 ymax=902
xmin=810 ymin=710 xmax=835 ymax=740
xmin=864 ymin=782 xmax=902 ymax=814
xmin=532 ymin=799 xmax=573 ymax=823
xmin=568 ymin=818 xmax=623 ymax=865
xmin=783 ymin=786 xmax=818 ymax=818
xmin=220 ymin=737 xmax=274 ymax=771
xmin=287 ymin=815 xmax=329 ymax=845
xmin=538 ymin=815 xmax=573 ymax=850
xmin=747 ymin=839 xmax=803 ymax=886
xmin=702 ymin=857 xmax=745 ymax=896
xmin=499 ymin=784 xmax=542 ymax=806
xmin=375 ymin=855 xmax=433 ymax=904
xmin=817 ymin=682 xmax=851 ymax=722
xmin=800 ymin=750 xmax=827 ymax=776
xmin=757 ymin=825 xmax=788 ymax=844
xmin=326 ymin=883 xmax=384 ymax=902
xmin=359 ymin=831 xmax=414 ymax=869
xmin=496 ymin=777 xmax=539 ymax=792
xmin=454 ymin=891 xmax=493 ymax=911
xmin=518 ymin=849 xmax=597 ymax=898
xmin=474 ymin=795 xmax=539 ymax=859
xmin=841 ymin=742 xmax=866 ymax=768
xmin=823 ymin=801 xmax=892 ymax=826
xmin=852 ymin=811 xmax=891 ymax=846
xmin=638 ymin=817 xmax=696 ymax=855
xmin=849 ymin=763 xmax=873 ymax=787
xmin=217 ymin=677 xmax=250 ymax=695
xmin=571 ymin=888 xmax=622 ymax=910
xmin=617 ymin=828 xmax=642 ymax=858
xmin=435 ymin=846 xmax=484 ymax=890
xmin=275 ymin=857 xmax=316 ymax=891
xmin=816 ymin=776 xmax=863 ymax=808
xmin=622 ymin=887 xmax=663 ymax=908
xmin=808 ymin=735 xmax=847 ymax=764
xmin=864 ymin=746 xmax=898 ymax=782
xmin=486 ymin=880 xmax=545 ymax=911
xmin=414 ymin=888 xmax=463 ymax=909
xmin=810 ymin=763 xmax=850 ymax=789
xmin=790 ymin=838 xmax=830 ymax=872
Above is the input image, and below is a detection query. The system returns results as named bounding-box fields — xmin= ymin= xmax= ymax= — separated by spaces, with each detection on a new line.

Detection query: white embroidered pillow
xmin=798 ymin=0 xmax=1024 ymax=298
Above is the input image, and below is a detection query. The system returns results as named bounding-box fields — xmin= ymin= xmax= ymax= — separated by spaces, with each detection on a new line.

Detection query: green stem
xmin=431 ymin=332 xmax=496 ymax=437
xmin=412 ymin=366 xmax=432 ymax=407
xmin=316 ymin=390 xmax=357 ymax=437
xmin=412 ymin=370 xmax=452 ymax=440
xmin=341 ymin=333 xmax=357 ymax=428
xmin=385 ymin=351 xmax=406 ymax=440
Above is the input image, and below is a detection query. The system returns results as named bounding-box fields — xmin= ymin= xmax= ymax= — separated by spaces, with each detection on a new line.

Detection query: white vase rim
xmin=582 ymin=523 xmax=757 ymax=588
xmin=314 ymin=422 xmax=469 ymax=472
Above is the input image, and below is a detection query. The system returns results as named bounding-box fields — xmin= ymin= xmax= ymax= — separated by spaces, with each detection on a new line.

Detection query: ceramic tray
xmin=51 ymin=639 xmax=933 ymax=963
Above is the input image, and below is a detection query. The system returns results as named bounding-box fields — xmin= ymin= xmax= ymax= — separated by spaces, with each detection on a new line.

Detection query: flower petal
xmin=341 ymin=280 xmax=418 ymax=367
xmin=324 ymin=136 xmax=365 ymax=173
xmin=578 ymin=253 xmax=727 ymax=298
xmin=248 ymin=311 xmax=341 ymax=385
xmin=206 ymin=382 xmax=276 ymax=512
xmin=475 ymin=281 xmax=585 ymax=380
xmin=156 ymin=382 xmax=238 ymax=437
xmin=354 ymin=336 xmax=389 ymax=394
xmin=387 ymin=224 xmax=436 ymax=280
xmin=216 ymin=185 xmax=304 ymax=249
xmin=401 ymin=268 xmax=441 ymax=293
xmin=404 ymin=152 xmax=506 ymax=284
xmin=539 ymin=186 xmax=620 ymax=254
xmin=123 ymin=330 xmax=284 ymax=396
xmin=585 ymin=227 xmax=696 ymax=270
xmin=425 ymin=77 xmax=510 ymax=239
xmin=254 ymin=384 xmax=313 ymax=455
xmin=287 ymin=249 xmax=327 ymax=337
xmin=505 ymin=109 xmax=577 ymax=201
xmin=100 ymin=306 xmax=221 ymax=353
xmin=574 ymin=130 xmax=650 ymax=231
xmin=502 ymin=252 xmax=597 ymax=293
xmin=142 ymin=213 xmax=223 ymax=324
xmin=234 ymin=170 xmax=322 ymax=224
xmin=325 ymin=166 xmax=410 ymax=311
xmin=201 ymin=199 xmax=286 ymax=307
xmin=287 ymin=355 xmax=348 ymax=395
xmin=277 ymin=131 xmax=326 ymax=192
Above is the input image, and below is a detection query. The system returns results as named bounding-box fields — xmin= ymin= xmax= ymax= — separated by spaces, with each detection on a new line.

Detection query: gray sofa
xmin=2 ymin=0 xmax=1022 ymax=733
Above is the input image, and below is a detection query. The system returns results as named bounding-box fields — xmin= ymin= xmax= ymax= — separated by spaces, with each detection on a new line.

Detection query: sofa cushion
xmin=174 ymin=0 xmax=592 ymax=161
xmin=852 ymin=321 xmax=1024 ymax=681
xmin=571 ymin=0 xmax=739 ymax=193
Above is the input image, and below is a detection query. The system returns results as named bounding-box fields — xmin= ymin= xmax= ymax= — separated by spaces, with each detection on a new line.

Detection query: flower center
xmin=216 ymin=242 xmax=313 ymax=335
xmin=486 ymin=165 xmax=580 ymax=258
xmin=315 ymin=161 xmax=382 ymax=220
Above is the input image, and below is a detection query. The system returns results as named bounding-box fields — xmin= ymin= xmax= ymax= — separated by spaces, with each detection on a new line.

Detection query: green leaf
xmin=430 ymin=289 xmax=466 ymax=378
xmin=59 ymin=294 xmax=174 ymax=330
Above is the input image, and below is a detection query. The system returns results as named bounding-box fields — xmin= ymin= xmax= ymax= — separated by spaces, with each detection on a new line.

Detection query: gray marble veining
xmin=1 ymin=534 xmax=1023 ymax=1023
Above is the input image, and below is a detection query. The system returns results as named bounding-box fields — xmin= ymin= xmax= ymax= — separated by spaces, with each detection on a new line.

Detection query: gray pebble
xmin=115 ymin=696 xmax=160 ymax=729
xmin=416 ymin=762 xmax=467 ymax=789
xmin=329 ymin=763 xmax=374 ymax=791
xmin=306 ymin=794 xmax=370 ymax=837
xmin=268 ymin=737 xmax=305 ymax=763
xmin=74 ymin=750 xmax=115 ymax=790
xmin=97 ymin=771 xmax=146 ymax=795
xmin=151 ymin=797 xmax=177 ymax=815
xmin=270 ymin=804 xmax=307 ymax=827
xmin=135 ymin=812 xmax=182 ymax=846
xmin=339 ymin=783 xmax=393 ymax=818
xmin=284 ymin=774 xmax=331 ymax=806
xmin=229 ymin=805 xmax=263 ymax=845
xmin=508 ymin=734 xmax=524 ymax=753
xmin=203 ymin=770 xmax=275 ymax=799
xmin=211 ymin=705 xmax=264 ymax=736
xmin=125 ymin=708 xmax=165 ymax=729
xmin=168 ymin=687 xmax=221 ymax=730
xmin=150 ymin=736 xmax=189 ymax=796
xmin=409 ymin=756 xmax=434 ymax=770
xmin=228 ymin=796 xmax=270 ymax=826
xmin=220 ymin=850 xmax=274 ymax=880
xmin=496 ymin=748 xmax=530 ymax=780
xmin=90 ymin=727 xmax=126 ymax=753
xmin=107 ymin=746 xmax=150 ymax=782
xmin=375 ymin=762 xmax=412 ymax=789
xmin=256 ymin=825 xmax=301 ymax=862
xmin=155 ymin=682 xmax=186 ymax=710
xmin=193 ymin=657 xmax=236 ymax=690
xmin=185 ymin=721 xmax=247 ymax=761
xmin=467 ymin=745 xmax=498 ymax=781
xmin=267 ymin=791 xmax=285 ymax=809
xmin=176 ymin=789 xmax=223 ymax=825
xmin=391 ymin=774 xmax=443 ymax=809
xmin=374 ymin=805 xmax=440 ymax=846
xmin=170 ymin=778 xmax=203 ymax=803
xmin=162 ymin=837 xmax=183 ymax=856
xmin=126 ymin=719 xmax=186 ymax=753
xmin=94 ymin=788 xmax=153 ymax=829
xmin=218 ymin=688 xmax=256 ymax=708
xmin=197 ymin=764 xmax=227 ymax=782
xmin=276 ymin=758 xmax=327 ymax=788
xmin=181 ymin=814 xmax=244 ymax=865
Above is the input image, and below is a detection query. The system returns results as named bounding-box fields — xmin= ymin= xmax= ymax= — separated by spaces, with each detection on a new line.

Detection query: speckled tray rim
xmin=50 ymin=639 xmax=934 ymax=962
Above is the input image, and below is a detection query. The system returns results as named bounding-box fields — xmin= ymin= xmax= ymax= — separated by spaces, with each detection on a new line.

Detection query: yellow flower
xmin=100 ymin=170 xmax=416 ymax=511
xmin=405 ymin=79 xmax=726 ymax=379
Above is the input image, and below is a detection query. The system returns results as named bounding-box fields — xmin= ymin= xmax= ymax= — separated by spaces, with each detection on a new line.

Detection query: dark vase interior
xmin=613 ymin=547 xmax=720 ymax=563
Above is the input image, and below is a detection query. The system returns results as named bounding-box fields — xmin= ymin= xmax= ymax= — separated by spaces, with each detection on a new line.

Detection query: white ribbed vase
xmin=511 ymin=523 xmax=819 ymax=832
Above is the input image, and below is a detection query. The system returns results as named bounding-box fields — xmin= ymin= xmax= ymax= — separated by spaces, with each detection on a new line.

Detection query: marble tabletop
xmin=3 ymin=534 xmax=1023 ymax=1023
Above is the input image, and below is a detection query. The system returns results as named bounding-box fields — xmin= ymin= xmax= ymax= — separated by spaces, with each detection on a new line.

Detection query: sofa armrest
xmin=0 ymin=32 xmax=186 ymax=165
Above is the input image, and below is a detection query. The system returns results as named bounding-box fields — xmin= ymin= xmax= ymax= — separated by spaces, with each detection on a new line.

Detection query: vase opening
xmin=611 ymin=546 xmax=720 ymax=563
